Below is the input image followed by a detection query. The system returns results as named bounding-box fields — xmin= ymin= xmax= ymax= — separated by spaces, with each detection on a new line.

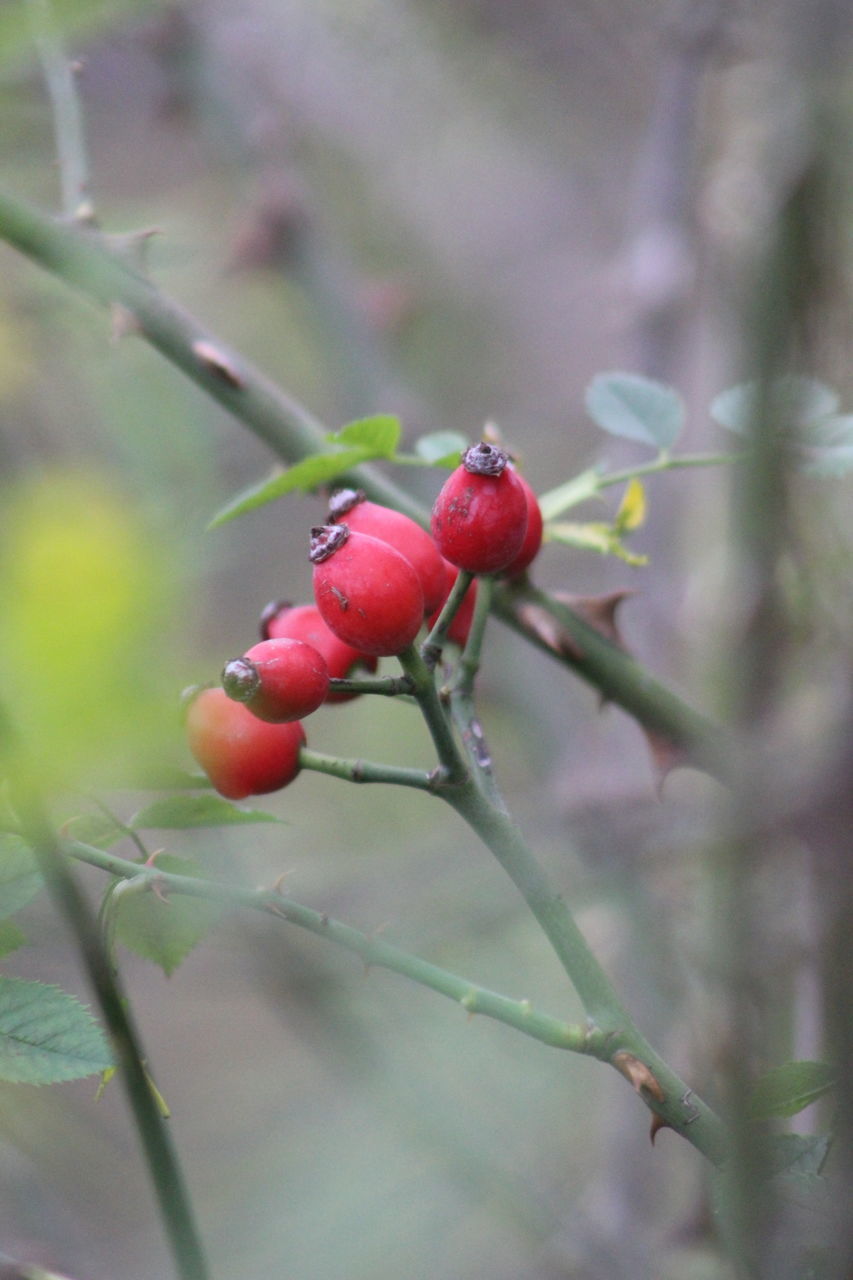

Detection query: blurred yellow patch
xmin=0 ymin=471 xmax=175 ymax=790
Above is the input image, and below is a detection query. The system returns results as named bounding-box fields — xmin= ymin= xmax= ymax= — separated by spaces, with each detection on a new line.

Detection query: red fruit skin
xmin=501 ymin=472 xmax=543 ymax=577
xmin=223 ymin=638 xmax=329 ymax=723
xmin=328 ymin=492 xmax=446 ymax=615
xmin=427 ymin=558 xmax=478 ymax=646
xmin=312 ymin=528 xmax=425 ymax=657
xmin=261 ymin=602 xmax=377 ymax=703
xmin=186 ymin=687 xmax=305 ymax=800
xmin=430 ymin=463 xmax=528 ymax=574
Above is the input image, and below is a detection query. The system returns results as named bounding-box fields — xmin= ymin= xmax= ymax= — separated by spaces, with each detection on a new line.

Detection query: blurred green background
xmin=1 ymin=2 xmax=851 ymax=1278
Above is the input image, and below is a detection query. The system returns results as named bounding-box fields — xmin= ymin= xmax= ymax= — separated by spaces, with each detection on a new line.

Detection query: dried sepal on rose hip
xmin=185 ymin=685 xmax=305 ymax=800
xmin=310 ymin=523 xmax=424 ymax=657
xmin=259 ymin=600 xmax=378 ymax=703
xmin=327 ymin=488 xmax=446 ymax=615
xmin=221 ymin=637 xmax=329 ymax=723
xmin=430 ymin=442 xmax=529 ymax=574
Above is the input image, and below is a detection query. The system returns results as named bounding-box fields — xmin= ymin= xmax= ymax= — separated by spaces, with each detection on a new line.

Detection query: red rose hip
xmin=259 ymin=601 xmax=378 ymax=703
xmin=327 ymin=489 xmax=446 ymax=614
xmin=222 ymin=637 xmax=329 ymax=723
xmin=186 ymin=686 xmax=305 ymax=800
xmin=501 ymin=470 xmax=543 ymax=577
xmin=430 ymin=442 xmax=529 ymax=574
xmin=310 ymin=524 xmax=424 ymax=657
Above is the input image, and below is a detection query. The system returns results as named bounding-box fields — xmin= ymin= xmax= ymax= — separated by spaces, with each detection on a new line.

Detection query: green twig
xmin=421 ymin=569 xmax=474 ymax=668
xmin=64 ymin=837 xmax=604 ymax=1057
xmin=396 ymin=643 xmax=469 ymax=785
xmin=0 ymin=726 xmax=209 ymax=1280
xmin=596 ymin=450 xmax=744 ymax=491
xmin=26 ymin=0 xmax=94 ymax=223
xmin=298 ymin=746 xmax=437 ymax=791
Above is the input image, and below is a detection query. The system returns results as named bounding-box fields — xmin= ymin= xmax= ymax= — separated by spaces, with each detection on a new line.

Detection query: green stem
xmin=0 ymin=186 xmax=422 ymax=522
xmin=326 ymin=673 xmax=413 ymax=697
xmin=298 ymin=746 xmax=437 ymax=791
xmin=397 ymin=643 xmax=469 ymax=784
xmin=64 ymin=839 xmax=603 ymax=1057
xmin=493 ymin=580 xmax=739 ymax=784
xmin=421 ymin=569 xmax=474 ymax=668
xmin=26 ymin=0 xmax=94 ymax=223
xmin=443 ymin=777 xmax=728 ymax=1163
xmin=7 ymin=786 xmax=209 ymax=1280
xmin=597 ymin=451 xmax=744 ymax=491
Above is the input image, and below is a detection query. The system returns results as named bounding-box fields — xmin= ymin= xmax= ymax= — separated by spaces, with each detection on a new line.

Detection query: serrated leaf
xmin=329 ymin=415 xmax=401 ymax=456
xmin=615 ymin=478 xmax=646 ymax=532
xmin=0 ymin=920 xmax=26 ymax=958
xmin=537 ymin=468 xmax=602 ymax=521
xmin=207 ymin=448 xmax=374 ymax=528
xmin=748 ymin=1060 xmax=838 ymax=1119
xmin=0 ymin=977 xmax=113 ymax=1084
xmin=63 ymin=812 xmax=126 ymax=851
xmin=586 ymin=373 xmax=685 ymax=450
xmin=0 ymin=834 xmax=43 ymax=918
xmin=114 ymin=855 xmax=222 ymax=975
xmin=414 ymin=430 xmax=468 ymax=466
xmin=711 ymin=376 xmax=840 ymax=435
xmin=129 ymin=795 xmax=282 ymax=830
xmin=548 ymin=521 xmax=649 ymax=566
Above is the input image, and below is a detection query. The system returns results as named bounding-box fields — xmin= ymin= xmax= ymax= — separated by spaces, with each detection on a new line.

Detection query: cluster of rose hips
xmin=186 ymin=443 xmax=543 ymax=800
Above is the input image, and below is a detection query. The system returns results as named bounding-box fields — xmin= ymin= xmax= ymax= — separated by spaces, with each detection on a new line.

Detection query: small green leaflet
xmin=0 ymin=834 xmax=44 ymax=918
xmin=798 ymin=415 xmax=853 ymax=478
xmin=207 ymin=415 xmax=402 ymax=529
xmin=129 ymin=794 xmax=283 ymax=830
xmin=748 ymin=1060 xmax=838 ymax=1120
xmin=0 ymin=976 xmax=113 ymax=1084
xmin=414 ymin=431 xmax=468 ymax=467
xmin=537 ymin=468 xmax=602 ymax=521
xmin=711 ymin=376 xmax=840 ymax=435
xmin=547 ymin=521 xmax=649 ymax=567
xmin=328 ymin=415 xmax=401 ymax=455
xmin=765 ymin=1133 xmax=831 ymax=1179
xmin=586 ymin=373 xmax=685 ymax=451
xmin=114 ymin=855 xmax=223 ymax=976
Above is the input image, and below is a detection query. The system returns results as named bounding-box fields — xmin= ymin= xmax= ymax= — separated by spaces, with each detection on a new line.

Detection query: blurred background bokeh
xmin=0 ymin=2 xmax=851 ymax=1278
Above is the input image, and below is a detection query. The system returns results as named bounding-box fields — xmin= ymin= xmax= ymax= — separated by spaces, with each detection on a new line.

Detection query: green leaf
xmin=414 ymin=431 xmax=468 ymax=466
xmin=0 ymin=920 xmax=26 ymax=958
xmin=114 ymin=855 xmax=223 ymax=975
xmin=614 ymin=478 xmax=646 ymax=533
xmin=586 ymin=373 xmax=685 ymax=450
xmin=129 ymin=795 xmax=283 ymax=830
xmin=0 ymin=835 xmax=43 ymax=918
xmin=0 ymin=976 xmax=113 ymax=1084
xmin=329 ymin=415 xmax=401 ymax=456
xmin=537 ymin=468 xmax=602 ymax=521
xmin=748 ymin=1060 xmax=838 ymax=1119
xmin=711 ymin=376 xmax=840 ymax=435
xmin=548 ymin=521 xmax=649 ymax=567
xmin=207 ymin=449 xmax=374 ymax=528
